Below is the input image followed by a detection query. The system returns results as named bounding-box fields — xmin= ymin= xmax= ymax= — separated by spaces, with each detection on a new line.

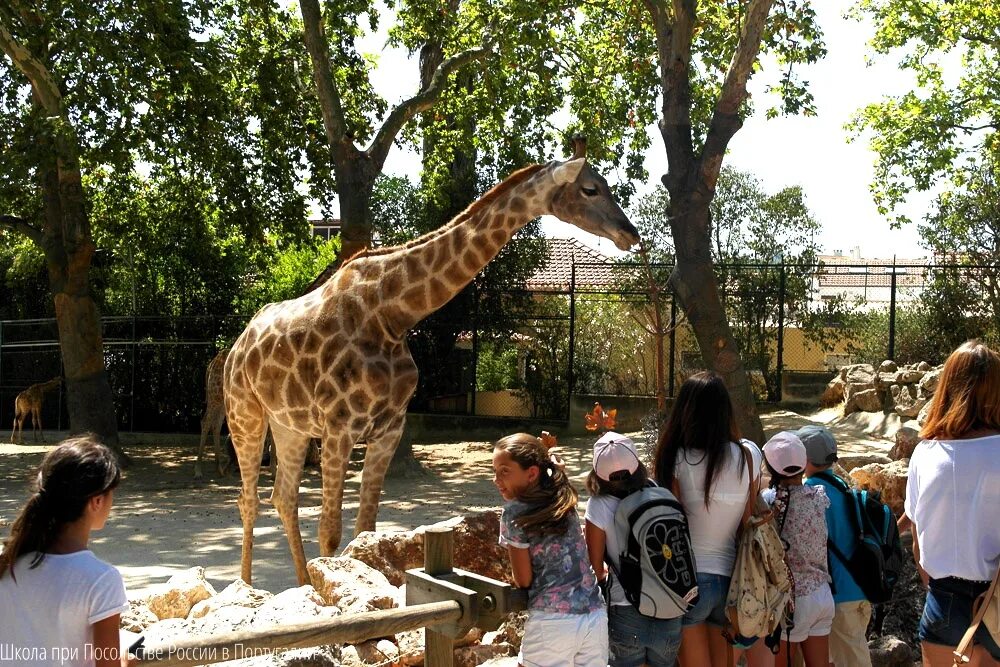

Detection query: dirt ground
xmin=0 ymin=407 xmax=893 ymax=600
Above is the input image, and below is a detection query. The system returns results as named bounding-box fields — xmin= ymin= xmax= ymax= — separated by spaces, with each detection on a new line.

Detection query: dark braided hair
xmin=0 ymin=435 xmax=121 ymax=581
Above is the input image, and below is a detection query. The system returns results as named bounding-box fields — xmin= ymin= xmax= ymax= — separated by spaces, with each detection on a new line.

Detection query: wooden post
xmin=424 ymin=527 xmax=454 ymax=667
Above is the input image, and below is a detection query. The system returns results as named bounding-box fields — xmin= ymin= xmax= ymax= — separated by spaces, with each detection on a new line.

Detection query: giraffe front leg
xmin=318 ymin=431 xmax=354 ymax=556
xmin=195 ymin=412 xmax=211 ymax=479
xmin=230 ymin=417 xmax=267 ymax=585
xmin=268 ymin=422 xmax=313 ymax=586
xmin=355 ymin=415 xmax=406 ymax=535
xmin=212 ymin=413 xmax=229 ymax=476
xmin=33 ymin=409 xmax=42 ymax=442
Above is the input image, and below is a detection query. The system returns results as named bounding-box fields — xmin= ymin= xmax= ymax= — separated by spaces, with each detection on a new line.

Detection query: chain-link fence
xmin=3 ymin=261 xmax=998 ymax=433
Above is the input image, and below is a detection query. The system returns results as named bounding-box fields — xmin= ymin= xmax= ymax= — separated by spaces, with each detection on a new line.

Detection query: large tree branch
xmin=298 ymin=0 xmax=349 ymax=156
xmin=366 ymin=45 xmax=490 ymax=171
xmin=0 ymin=214 xmax=43 ymax=245
xmin=0 ymin=15 xmax=61 ymax=113
xmin=699 ymin=0 xmax=774 ymax=191
xmin=653 ymin=0 xmax=696 ymax=188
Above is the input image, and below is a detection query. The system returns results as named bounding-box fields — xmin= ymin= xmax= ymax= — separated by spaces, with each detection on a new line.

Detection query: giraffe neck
xmin=370 ymin=173 xmax=549 ymax=338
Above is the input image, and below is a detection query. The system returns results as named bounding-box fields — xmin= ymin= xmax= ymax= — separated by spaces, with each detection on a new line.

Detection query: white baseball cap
xmin=593 ymin=432 xmax=640 ymax=481
xmin=763 ymin=431 xmax=807 ymax=477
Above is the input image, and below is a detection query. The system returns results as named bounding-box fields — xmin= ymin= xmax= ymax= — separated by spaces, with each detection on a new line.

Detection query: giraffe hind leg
xmin=230 ymin=413 xmax=267 ymax=585
xmin=268 ymin=421 xmax=312 ymax=586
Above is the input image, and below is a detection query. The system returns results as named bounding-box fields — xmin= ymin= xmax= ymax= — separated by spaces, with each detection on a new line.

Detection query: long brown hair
xmin=0 ymin=435 xmax=121 ymax=581
xmin=920 ymin=340 xmax=1000 ymax=440
xmin=653 ymin=371 xmax=743 ymax=508
xmin=494 ymin=433 xmax=579 ymax=536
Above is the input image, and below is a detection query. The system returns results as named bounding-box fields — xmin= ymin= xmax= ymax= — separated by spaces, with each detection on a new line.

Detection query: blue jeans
xmin=608 ymin=604 xmax=682 ymax=667
xmin=682 ymin=572 xmax=731 ymax=628
xmin=919 ymin=577 xmax=1000 ymax=660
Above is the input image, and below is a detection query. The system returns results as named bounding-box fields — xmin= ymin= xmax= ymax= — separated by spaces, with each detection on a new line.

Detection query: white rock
xmin=146 ymin=567 xmax=218 ymax=620
xmin=188 ymin=578 xmax=272 ymax=619
xmin=308 ymin=557 xmax=399 ymax=614
xmin=251 ymin=585 xmax=337 ymax=630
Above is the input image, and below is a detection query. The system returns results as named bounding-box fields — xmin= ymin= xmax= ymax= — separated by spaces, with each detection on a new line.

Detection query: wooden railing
xmin=133 ymin=527 xmax=526 ymax=667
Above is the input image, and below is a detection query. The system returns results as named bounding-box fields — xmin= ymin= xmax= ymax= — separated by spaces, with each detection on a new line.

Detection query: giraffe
xmin=224 ymin=144 xmax=640 ymax=585
xmin=195 ymin=348 xmax=289 ymax=479
xmin=11 ymin=377 xmax=62 ymax=444
xmin=195 ymin=348 xmax=233 ymax=478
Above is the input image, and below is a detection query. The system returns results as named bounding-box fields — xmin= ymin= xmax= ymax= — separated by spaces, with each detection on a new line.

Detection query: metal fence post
xmin=567 ymin=262 xmax=576 ymax=419
xmin=888 ymin=258 xmax=897 ymax=361
xmin=424 ymin=527 xmax=455 ymax=667
xmin=776 ymin=261 xmax=786 ymax=402
xmin=130 ymin=315 xmax=137 ymax=432
xmin=470 ymin=284 xmax=478 ymax=417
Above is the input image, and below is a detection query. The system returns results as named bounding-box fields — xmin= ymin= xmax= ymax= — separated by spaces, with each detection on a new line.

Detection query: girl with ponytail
xmin=0 ymin=435 xmax=129 ymax=667
xmin=492 ymin=433 xmax=608 ymax=667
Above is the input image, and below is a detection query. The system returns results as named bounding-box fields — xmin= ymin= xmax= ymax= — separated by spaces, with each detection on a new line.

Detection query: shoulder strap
xmin=953 ymin=563 xmax=1000 ymax=664
xmin=739 ymin=443 xmax=760 ymax=528
xmin=814 ymin=470 xmax=867 ymax=538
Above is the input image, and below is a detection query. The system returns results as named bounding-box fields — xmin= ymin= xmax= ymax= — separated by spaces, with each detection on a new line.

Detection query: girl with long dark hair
xmin=653 ymin=371 xmax=764 ymax=667
xmin=0 ymin=435 xmax=128 ymax=667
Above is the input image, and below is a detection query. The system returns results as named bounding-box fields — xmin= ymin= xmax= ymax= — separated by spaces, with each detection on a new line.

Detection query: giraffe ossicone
xmin=224 ymin=149 xmax=640 ymax=586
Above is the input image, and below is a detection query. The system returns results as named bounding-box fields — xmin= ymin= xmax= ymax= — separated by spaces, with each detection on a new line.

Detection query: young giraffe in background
xmin=10 ymin=377 xmax=62 ymax=444
xmin=196 ymin=348 xmax=234 ymax=478
xmin=224 ymin=142 xmax=640 ymax=585
xmin=196 ymin=348 xmax=305 ymax=479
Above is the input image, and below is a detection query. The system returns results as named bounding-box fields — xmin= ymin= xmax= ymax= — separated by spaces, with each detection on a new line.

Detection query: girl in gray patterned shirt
xmin=493 ymin=433 xmax=607 ymax=667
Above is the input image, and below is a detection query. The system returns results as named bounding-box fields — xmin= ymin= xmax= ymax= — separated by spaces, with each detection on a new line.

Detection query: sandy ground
xmin=0 ymin=407 xmax=893 ymax=600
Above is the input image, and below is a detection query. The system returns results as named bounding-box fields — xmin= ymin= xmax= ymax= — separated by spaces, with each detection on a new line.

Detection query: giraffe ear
xmin=551 ymin=158 xmax=586 ymax=185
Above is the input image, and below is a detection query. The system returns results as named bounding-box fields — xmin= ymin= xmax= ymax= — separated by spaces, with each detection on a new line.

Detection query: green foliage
xmin=846 ymin=271 xmax=994 ymax=366
xmin=0 ymin=233 xmax=47 ymax=318
xmin=849 ymin=0 xmax=1000 ymax=223
xmin=475 ymin=341 xmax=521 ymax=391
xmin=919 ymin=154 xmax=1000 ymax=333
xmin=237 ymin=236 xmax=341 ymax=314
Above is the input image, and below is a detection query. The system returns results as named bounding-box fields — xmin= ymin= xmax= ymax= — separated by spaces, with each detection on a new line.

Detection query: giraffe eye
xmin=582 ymin=186 xmax=598 ymax=197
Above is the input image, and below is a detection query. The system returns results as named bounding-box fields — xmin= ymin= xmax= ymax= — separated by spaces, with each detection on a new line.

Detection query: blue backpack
xmin=812 ymin=471 xmax=903 ymax=604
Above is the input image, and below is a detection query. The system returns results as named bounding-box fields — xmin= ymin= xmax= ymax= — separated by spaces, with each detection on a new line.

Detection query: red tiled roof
xmin=526 ymin=239 xmax=618 ymax=291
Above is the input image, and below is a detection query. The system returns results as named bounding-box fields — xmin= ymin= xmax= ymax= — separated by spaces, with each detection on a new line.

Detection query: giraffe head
xmin=541 ymin=137 xmax=640 ymax=251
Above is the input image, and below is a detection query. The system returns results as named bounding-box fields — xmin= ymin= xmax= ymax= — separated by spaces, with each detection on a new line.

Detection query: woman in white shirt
xmin=904 ymin=340 xmax=1000 ymax=666
xmin=653 ymin=371 xmax=765 ymax=667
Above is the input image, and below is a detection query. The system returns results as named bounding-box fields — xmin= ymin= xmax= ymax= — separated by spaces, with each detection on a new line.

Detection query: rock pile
xmin=123 ymin=511 xmax=520 ymax=667
xmin=823 ymin=360 xmax=942 ymax=423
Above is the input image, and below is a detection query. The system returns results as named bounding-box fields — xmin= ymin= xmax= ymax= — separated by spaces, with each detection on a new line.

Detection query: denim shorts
xmin=682 ymin=572 xmax=731 ymax=628
xmin=608 ymin=604 xmax=682 ymax=667
xmin=919 ymin=577 xmax=1000 ymax=660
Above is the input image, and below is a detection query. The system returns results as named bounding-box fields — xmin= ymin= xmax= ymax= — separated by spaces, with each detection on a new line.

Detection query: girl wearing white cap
xmin=584 ymin=431 xmax=682 ymax=667
xmin=762 ymin=431 xmax=834 ymax=667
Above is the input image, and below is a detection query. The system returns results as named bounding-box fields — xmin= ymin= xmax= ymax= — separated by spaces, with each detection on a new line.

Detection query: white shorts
xmin=786 ymin=585 xmax=835 ymax=643
xmin=519 ymin=608 xmax=609 ymax=667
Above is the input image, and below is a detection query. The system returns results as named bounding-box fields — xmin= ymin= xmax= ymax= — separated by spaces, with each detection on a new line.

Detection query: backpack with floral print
xmin=724 ymin=446 xmax=793 ymax=640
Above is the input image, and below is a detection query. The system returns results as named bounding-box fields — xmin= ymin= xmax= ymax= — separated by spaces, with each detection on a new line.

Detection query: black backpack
xmin=607 ymin=483 xmax=700 ymax=619
xmin=812 ymin=471 xmax=904 ymax=604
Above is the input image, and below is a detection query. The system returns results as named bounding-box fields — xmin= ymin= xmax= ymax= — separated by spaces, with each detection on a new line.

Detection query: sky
xmin=351 ymin=0 xmax=932 ymax=261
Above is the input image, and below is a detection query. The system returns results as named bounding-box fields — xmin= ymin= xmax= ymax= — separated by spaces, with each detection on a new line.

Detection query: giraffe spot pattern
xmin=402 ymin=286 xmax=428 ymax=311
xmin=428 ymin=278 xmax=449 ymax=306
xmin=405 ymin=255 xmax=427 ymax=281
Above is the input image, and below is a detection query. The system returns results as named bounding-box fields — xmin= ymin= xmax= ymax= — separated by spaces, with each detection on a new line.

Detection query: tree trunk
xmin=337 ymin=160 xmax=375 ymax=261
xmin=39 ymin=140 xmax=124 ymax=459
xmin=669 ymin=201 xmax=765 ymax=446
